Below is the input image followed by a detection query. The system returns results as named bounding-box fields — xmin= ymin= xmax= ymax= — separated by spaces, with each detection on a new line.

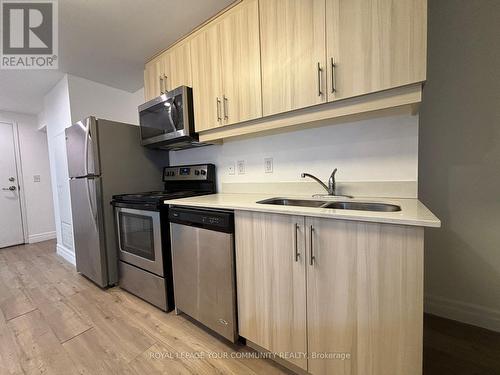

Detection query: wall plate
xmin=264 ymin=158 xmax=273 ymax=173
xmin=237 ymin=160 xmax=245 ymax=175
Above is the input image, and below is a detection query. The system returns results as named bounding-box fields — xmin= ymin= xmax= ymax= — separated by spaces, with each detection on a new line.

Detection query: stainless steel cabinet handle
xmin=331 ymin=57 xmax=337 ymax=93
xmin=317 ymin=62 xmax=323 ymax=97
xmin=164 ymin=74 xmax=169 ymax=92
xmin=294 ymin=223 xmax=300 ymax=262
xmin=309 ymin=225 xmax=315 ymax=266
xmin=223 ymin=96 xmax=229 ymax=120
xmin=159 ymin=76 xmax=164 ymax=94
xmin=216 ymin=97 xmax=222 ymax=122
xmin=2 ymin=186 xmax=16 ymax=191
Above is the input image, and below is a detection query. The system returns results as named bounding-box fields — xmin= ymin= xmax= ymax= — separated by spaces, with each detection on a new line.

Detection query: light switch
xmin=228 ymin=162 xmax=235 ymax=175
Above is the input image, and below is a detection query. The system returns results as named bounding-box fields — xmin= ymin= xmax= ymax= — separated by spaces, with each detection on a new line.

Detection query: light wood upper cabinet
xmin=235 ymin=211 xmax=308 ymax=371
xmin=326 ymin=0 xmax=427 ymax=101
xmin=144 ymin=56 xmax=165 ymax=101
xmin=190 ymin=22 xmax=223 ymax=132
xmin=259 ymin=0 xmax=327 ymax=117
xmin=220 ymin=0 xmax=262 ymax=126
xmin=145 ymin=43 xmax=191 ymax=102
xmin=191 ymin=0 xmax=262 ymax=131
xmin=144 ymin=0 xmax=427 ymax=139
xmin=166 ymin=41 xmax=192 ymax=90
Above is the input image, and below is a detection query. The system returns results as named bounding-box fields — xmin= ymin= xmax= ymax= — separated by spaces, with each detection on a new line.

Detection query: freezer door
xmin=69 ymin=177 xmax=108 ymax=287
xmin=66 ymin=117 xmax=100 ymax=178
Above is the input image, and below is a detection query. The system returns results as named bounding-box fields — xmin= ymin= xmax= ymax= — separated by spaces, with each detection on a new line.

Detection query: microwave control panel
xmin=163 ymin=164 xmax=215 ymax=181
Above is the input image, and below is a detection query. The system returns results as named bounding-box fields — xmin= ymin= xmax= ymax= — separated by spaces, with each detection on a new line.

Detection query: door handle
xmin=317 ymin=62 xmax=323 ymax=97
xmin=159 ymin=76 xmax=164 ymax=94
xmin=330 ymin=57 xmax=337 ymax=94
xmin=216 ymin=97 xmax=222 ymax=122
xmin=309 ymin=225 xmax=315 ymax=266
xmin=294 ymin=223 xmax=300 ymax=262
xmin=2 ymin=186 xmax=16 ymax=191
xmin=86 ymin=179 xmax=98 ymax=230
xmin=223 ymin=96 xmax=229 ymax=120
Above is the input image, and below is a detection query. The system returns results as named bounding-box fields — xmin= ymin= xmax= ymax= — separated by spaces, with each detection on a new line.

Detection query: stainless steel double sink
xmin=256 ymin=198 xmax=401 ymax=212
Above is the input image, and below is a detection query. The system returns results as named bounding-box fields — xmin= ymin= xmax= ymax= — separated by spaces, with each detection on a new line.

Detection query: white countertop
xmin=165 ymin=193 xmax=441 ymax=228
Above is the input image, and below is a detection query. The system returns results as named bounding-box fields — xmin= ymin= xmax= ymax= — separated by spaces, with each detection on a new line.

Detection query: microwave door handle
xmin=167 ymin=100 xmax=177 ymax=132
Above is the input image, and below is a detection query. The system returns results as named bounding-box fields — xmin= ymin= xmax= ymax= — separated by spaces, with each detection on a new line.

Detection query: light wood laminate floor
xmin=0 ymin=240 xmax=288 ymax=375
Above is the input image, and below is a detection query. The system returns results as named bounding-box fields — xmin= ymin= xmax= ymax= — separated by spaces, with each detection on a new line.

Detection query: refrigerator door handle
xmin=86 ymin=177 xmax=98 ymax=230
xmin=84 ymin=122 xmax=90 ymax=176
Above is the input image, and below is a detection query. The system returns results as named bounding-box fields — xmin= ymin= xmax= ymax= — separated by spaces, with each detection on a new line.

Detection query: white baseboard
xmin=28 ymin=231 xmax=56 ymax=244
xmin=425 ymin=294 xmax=500 ymax=332
xmin=56 ymin=243 xmax=76 ymax=266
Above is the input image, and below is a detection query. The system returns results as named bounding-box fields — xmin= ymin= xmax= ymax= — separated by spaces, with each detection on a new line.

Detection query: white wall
xmin=420 ymin=0 xmax=500 ymax=332
xmin=68 ymin=75 xmax=144 ymax=125
xmin=0 ymin=111 xmax=55 ymax=243
xmin=40 ymin=74 xmax=147 ymax=264
xmin=170 ymin=113 xmax=419 ymax=191
xmin=40 ymin=75 xmax=75 ymax=263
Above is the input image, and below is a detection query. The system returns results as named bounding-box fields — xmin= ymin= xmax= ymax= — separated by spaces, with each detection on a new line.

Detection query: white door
xmin=0 ymin=122 xmax=24 ymax=248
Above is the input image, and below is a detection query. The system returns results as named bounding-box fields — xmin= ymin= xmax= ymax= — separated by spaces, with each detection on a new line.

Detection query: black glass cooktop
xmin=112 ymin=190 xmax=208 ymax=205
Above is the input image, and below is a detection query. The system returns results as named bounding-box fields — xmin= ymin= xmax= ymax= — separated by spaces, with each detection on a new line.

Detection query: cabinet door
xmin=235 ymin=211 xmax=308 ymax=371
xmin=160 ymin=52 xmax=171 ymax=92
xmin=190 ymin=23 xmax=223 ymax=132
xmin=326 ymin=0 xmax=427 ymax=101
xmin=143 ymin=57 xmax=164 ymax=101
xmin=167 ymin=41 xmax=192 ymax=89
xmin=220 ymin=0 xmax=262 ymax=126
xmin=143 ymin=60 xmax=155 ymax=101
xmin=306 ymin=217 xmax=424 ymax=375
xmin=260 ymin=0 xmax=327 ymax=116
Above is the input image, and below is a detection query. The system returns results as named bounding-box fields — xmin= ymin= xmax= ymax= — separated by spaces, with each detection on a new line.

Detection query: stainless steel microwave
xmin=138 ymin=86 xmax=208 ymax=150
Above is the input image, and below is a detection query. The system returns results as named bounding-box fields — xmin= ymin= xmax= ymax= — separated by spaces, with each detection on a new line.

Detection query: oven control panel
xmin=163 ymin=164 xmax=215 ymax=181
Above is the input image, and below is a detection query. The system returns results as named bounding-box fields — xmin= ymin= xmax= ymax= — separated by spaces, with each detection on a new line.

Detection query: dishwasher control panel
xmin=169 ymin=207 xmax=234 ymax=233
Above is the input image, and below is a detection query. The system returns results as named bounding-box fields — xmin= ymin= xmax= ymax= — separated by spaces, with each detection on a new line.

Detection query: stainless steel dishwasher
xmin=169 ymin=206 xmax=237 ymax=343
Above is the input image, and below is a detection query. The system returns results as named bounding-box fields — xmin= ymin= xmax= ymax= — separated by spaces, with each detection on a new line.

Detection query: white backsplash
xmin=170 ymin=113 xmax=419 ymax=197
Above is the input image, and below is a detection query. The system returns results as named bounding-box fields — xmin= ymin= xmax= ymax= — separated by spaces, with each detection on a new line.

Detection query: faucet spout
xmin=301 ymin=169 xmax=353 ymax=198
xmin=301 ymin=173 xmax=329 ymax=194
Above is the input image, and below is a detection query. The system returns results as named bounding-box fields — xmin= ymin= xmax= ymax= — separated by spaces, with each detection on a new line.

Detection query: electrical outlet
xmin=228 ymin=162 xmax=235 ymax=175
xmin=237 ymin=160 xmax=245 ymax=175
xmin=33 ymin=175 xmax=41 ymax=183
xmin=264 ymin=158 xmax=273 ymax=173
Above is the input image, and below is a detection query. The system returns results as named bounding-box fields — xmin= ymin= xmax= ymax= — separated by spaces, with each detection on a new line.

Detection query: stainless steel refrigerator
xmin=66 ymin=116 xmax=168 ymax=287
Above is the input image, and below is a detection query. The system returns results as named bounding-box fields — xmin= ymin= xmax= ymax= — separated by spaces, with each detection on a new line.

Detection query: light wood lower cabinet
xmin=235 ymin=211 xmax=424 ymax=375
xmin=235 ymin=212 xmax=308 ymax=370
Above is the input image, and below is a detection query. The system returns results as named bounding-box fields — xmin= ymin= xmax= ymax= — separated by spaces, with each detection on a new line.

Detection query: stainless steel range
xmin=111 ymin=164 xmax=216 ymax=311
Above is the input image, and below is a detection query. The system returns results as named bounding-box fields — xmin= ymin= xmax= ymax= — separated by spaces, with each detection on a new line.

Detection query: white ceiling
xmin=0 ymin=0 xmax=235 ymax=115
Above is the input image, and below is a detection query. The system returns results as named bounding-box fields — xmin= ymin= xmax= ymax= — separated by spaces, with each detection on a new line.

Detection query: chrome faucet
xmin=301 ymin=169 xmax=353 ymax=198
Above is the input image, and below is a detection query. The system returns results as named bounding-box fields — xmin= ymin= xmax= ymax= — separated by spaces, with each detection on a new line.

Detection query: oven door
xmin=115 ymin=207 xmax=164 ymax=276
